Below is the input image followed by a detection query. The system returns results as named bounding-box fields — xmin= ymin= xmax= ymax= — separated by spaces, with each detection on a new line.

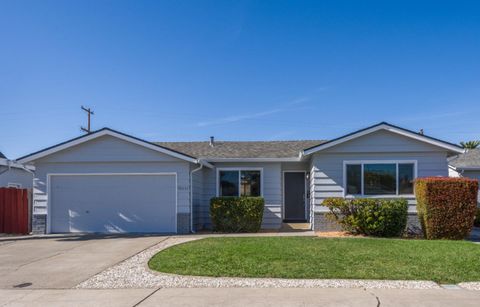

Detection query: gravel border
xmin=76 ymin=236 xmax=441 ymax=290
xmin=458 ymin=283 xmax=480 ymax=290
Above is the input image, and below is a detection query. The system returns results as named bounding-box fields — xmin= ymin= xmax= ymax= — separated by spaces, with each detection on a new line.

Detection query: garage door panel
xmin=50 ymin=174 xmax=176 ymax=233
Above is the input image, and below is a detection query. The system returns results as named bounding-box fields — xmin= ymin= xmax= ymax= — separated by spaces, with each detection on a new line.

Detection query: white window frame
xmin=343 ymin=160 xmax=417 ymax=197
xmin=216 ymin=167 xmax=264 ymax=197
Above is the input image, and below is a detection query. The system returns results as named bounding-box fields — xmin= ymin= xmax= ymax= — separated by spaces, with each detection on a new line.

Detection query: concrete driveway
xmin=0 ymin=234 xmax=168 ymax=289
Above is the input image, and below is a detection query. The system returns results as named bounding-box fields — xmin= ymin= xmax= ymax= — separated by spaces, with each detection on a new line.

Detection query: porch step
xmin=280 ymin=223 xmax=312 ymax=232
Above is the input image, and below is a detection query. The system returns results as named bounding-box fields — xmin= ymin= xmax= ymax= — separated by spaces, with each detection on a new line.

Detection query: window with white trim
xmin=7 ymin=183 xmax=22 ymax=189
xmin=345 ymin=162 xmax=415 ymax=196
xmin=218 ymin=170 xmax=261 ymax=197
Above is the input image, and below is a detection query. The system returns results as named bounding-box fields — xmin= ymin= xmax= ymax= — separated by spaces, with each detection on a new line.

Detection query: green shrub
xmin=210 ymin=197 xmax=264 ymax=233
xmin=324 ymin=198 xmax=408 ymax=237
xmin=415 ymin=177 xmax=478 ymax=240
xmin=475 ymin=208 xmax=480 ymax=227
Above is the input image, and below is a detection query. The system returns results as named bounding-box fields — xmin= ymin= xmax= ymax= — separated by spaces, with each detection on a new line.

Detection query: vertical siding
xmin=196 ymin=162 xmax=283 ymax=230
xmin=191 ymin=165 xmax=204 ymax=230
xmin=193 ymin=162 xmax=310 ymax=230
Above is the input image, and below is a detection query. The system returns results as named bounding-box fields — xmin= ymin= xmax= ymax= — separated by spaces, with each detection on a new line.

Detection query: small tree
xmin=460 ymin=140 xmax=480 ymax=149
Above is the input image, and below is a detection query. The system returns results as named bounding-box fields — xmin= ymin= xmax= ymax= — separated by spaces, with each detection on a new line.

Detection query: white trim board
xmin=302 ymin=123 xmax=464 ymax=156
xmin=46 ymin=172 xmax=178 ymax=234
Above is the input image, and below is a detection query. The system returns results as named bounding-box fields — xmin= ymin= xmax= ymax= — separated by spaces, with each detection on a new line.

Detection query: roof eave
xmin=17 ymin=128 xmax=199 ymax=165
xmin=302 ymin=123 xmax=464 ymax=156
xmin=205 ymin=157 xmax=302 ymax=163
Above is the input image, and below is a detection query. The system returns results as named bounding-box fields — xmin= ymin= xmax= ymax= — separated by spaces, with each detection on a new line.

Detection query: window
xmin=218 ymin=169 xmax=261 ymax=197
xmin=7 ymin=183 xmax=21 ymax=189
xmin=346 ymin=164 xmax=361 ymax=194
xmin=364 ymin=164 xmax=396 ymax=195
xmin=398 ymin=163 xmax=414 ymax=194
xmin=219 ymin=171 xmax=239 ymax=196
xmin=344 ymin=161 xmax=415 ymax=196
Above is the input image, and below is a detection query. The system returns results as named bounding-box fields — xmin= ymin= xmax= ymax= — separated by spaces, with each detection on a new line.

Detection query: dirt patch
xmin=316 ymin=231 xmax=365 ymax=238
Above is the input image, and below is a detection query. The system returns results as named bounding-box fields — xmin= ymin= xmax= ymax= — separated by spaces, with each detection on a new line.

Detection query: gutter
xmin=189 ymin=161 xmax=205 ymax=233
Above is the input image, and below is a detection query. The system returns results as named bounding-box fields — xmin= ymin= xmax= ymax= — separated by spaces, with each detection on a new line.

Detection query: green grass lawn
xmin=148 ymin=237 xmax=480 ymax=284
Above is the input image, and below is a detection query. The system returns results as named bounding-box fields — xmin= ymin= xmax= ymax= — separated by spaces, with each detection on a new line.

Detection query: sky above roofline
xmin=1 ymin=1 xmax=479 ymax=158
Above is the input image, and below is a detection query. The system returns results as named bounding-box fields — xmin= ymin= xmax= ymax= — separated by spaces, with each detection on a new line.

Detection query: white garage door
xmin=49 ymin=174 xmax=177 ymax=233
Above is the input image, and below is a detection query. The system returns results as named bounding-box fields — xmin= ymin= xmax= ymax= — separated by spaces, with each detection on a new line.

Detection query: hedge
xmin=210 ymin=197 xmax=264 ymax=233
xmin=415 ymin=177 xmax=478 ymax=240
xmin=323 ymin=198 xmax=408 ymax=237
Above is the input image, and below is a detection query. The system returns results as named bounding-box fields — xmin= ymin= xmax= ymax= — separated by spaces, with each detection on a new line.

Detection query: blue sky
xmin=1 ymin=0 xmax=479 ymax=158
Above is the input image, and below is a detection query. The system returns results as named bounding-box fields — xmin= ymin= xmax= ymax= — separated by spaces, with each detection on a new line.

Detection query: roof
xmin=0 ymin=152 xmax=5 ymax=159
xmin=155 ymin=140 xmax=325 ymax=160
xmin=302 ymin=122 xmax=464 ymax=156
xmin=448 ymin=149 xmax=480 ymax=170
xmin=17 ymin=128 xmax=207 ymax=166
xmin=16 ymin=122 xmax=463 ymax=164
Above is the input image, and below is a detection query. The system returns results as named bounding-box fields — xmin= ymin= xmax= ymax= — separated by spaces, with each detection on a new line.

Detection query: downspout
xmin=190 ymin=161 xmax=204 ymax=233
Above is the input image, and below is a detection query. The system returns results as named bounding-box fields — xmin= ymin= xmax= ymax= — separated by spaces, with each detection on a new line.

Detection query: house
xmin=16 ymin=122 xmax=463 ymax=234
xmin=448 ymin=149 xmax=480 ymax=203
xmin=0 ymin=151 xmax=34 ymax=189
xmin=449 ymin=149 xmax=480 ymax=180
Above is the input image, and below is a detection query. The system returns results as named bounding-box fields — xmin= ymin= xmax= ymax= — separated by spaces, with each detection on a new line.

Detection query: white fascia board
xmin=17 ymin=129 xmax=198 ymax=164
xmin=303 ymin=124 xmax=464 ymax=156
xmin=205 ymin=157 xmax=302 ymax=163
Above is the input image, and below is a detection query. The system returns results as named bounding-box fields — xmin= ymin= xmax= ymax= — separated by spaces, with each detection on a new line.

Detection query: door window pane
xmin=241 ymin=171 xmax=261 ymax=196
xmin=398 ymin=164 xmax=414 ymax=194
xmin=346 ymin=164 xmax=362 ymax=194
xmin=364 ymin=164 xmax=396 ymax=195
xmin=219 ymin=171 xmax=239 ymax=196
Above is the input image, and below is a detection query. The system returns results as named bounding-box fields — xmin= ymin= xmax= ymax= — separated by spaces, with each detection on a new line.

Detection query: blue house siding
xmin=308 ymin=130 xmax=451 ymax=231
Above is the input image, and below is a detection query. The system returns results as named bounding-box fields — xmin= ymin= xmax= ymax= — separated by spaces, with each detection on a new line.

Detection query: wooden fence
xmin=0 ymin=188 xmax=29 ymax=234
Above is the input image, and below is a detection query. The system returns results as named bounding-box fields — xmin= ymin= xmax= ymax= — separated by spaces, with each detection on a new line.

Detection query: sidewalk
xmin=1 ymin=288 xmax=480 ymax=307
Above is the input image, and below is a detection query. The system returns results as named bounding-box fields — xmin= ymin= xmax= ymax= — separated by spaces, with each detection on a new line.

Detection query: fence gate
xmin=0 ymin=188 xmax=29 ymax=234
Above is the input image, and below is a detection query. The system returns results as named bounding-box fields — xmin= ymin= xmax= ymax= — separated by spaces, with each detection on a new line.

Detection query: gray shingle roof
xmin=155 ymin=140 xmax=326 ymax=159
xmin=449 ymin=149 xmax=480 ymax=169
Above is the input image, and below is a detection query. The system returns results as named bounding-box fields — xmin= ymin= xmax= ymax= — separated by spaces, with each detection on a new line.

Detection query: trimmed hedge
xmin=415 ymin=177 xmax=479 ymax=240
xmin=210 ymin=197 xmax=264 ymax=233
xmin=324 ymin=198 xmax=408 ymax=237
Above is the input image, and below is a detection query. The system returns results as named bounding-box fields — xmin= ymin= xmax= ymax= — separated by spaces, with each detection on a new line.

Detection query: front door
xmin=284 ymin=172 xmax=306 ymax=221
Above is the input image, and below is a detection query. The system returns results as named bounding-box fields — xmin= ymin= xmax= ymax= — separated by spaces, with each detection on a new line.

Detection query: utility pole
xmin=81 ymin=106 xmax=94 ymax=133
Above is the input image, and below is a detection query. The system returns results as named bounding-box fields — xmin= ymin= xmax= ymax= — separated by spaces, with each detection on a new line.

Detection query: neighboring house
xmin=0 ymin=151 xmax=33 ymax=189
xmin=448 ymin=149 xmax=480 ymax=204
xmin=16 ymin=122 xmax=463 ymax=234
xmin=449 ymin=149 xmax=480 ymax=180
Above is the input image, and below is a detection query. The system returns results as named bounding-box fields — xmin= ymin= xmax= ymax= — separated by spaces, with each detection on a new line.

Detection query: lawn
xmin=148 ymin=237 xmax=480 ymax=284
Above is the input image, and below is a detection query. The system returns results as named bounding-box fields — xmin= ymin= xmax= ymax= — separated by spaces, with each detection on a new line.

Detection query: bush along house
xmin=16 ymin=122 xmax=464 ymax=234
